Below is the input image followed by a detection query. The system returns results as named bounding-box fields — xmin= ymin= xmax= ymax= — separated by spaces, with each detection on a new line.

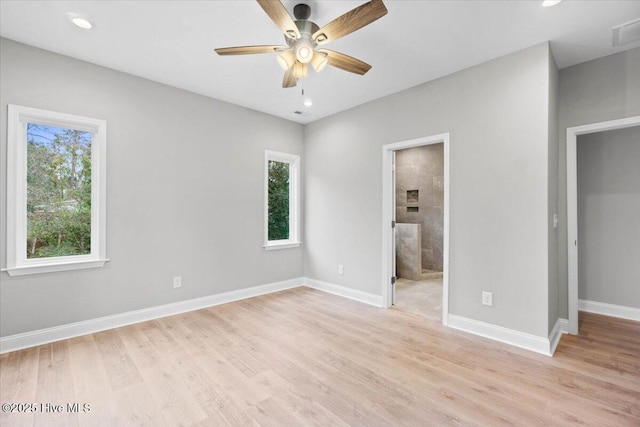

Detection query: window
xmin=264 ymin=150 xmax=300 ymax=250
xmin=4 ymin=105 xmax=107 ymax=276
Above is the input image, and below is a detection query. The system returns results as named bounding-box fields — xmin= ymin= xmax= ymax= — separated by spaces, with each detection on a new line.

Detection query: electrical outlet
xmin=338 ymin=265 xmax=344 ymax=275
xmin=482 ymin=291 xmax=492 ymax=306
xmin=173 ymin=276 xmax=182 ymax=289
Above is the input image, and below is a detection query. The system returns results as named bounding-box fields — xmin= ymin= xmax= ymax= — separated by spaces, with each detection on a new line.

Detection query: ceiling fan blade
xmin=215 ymin=45 xmax=288 ymax=55
xmin=318 ymin=49 xmax=372 ymax=75
xmin=312 ymin=0 xmax=387 ymax=45
xmin=282 ymin=66 xmax=298 ymax=88
xmin=257 ymin=0 xmax=301 ymax=40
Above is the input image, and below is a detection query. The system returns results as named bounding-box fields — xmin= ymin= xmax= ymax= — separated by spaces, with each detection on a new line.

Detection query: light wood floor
xmin=1 ymin=287 xmax=639 ymax=426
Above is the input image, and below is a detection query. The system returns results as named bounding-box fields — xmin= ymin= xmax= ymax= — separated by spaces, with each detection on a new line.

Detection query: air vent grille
xmin=613 ymin=18 xmax=640 ymax=47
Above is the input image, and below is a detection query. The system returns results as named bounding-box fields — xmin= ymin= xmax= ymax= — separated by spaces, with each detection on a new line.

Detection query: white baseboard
xmin=0 ymin=277 xmax=304 ymax=354
xmin=0 ymin=275 xmax=578 ymax=357
xmin=579 ymin=300 xmax=640 ymax=321
xmin=447 ymin=314 xmax=559 ymax=356
xmin=549 ymin=318 xmax=569 ymax=355
xmin=304 ymin=277 xmax=383 ymax=307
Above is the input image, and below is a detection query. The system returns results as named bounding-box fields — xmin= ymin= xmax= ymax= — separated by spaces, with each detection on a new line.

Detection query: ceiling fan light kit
xmin=277 ymin=50 xmax=296 ymax=71
xmin=215 ymin=0 xmax=388 ymax=88
xmin=311 ymin=51 xmax=328 ymax=72
xmin=294 ymin=39 xmax=314 ymax=63
xmin=293 ymin=61 xmax=308 ymax=79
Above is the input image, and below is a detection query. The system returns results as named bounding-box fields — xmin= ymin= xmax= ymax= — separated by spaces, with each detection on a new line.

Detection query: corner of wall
xmin=548 ymin=43 xmax=561 ymax=335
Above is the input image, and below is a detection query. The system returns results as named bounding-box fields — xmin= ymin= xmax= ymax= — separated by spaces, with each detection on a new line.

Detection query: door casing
xmin=566 ymin=115 xmax=640 ymax=334
xmin=381 ymin=133 xmax=450 ymax=326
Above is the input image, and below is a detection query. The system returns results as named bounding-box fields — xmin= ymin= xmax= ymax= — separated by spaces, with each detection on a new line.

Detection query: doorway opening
xmin=382 ymin=134 xmax=450 ymax=325
xmin=393 ymin=144 xmax=444 ymax=318
xmin=566 ymin=115 xmax=640 ymax=334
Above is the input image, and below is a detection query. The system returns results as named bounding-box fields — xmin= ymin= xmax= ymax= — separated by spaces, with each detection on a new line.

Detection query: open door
xmin=391 ymin=151 xmax=397 ymax=305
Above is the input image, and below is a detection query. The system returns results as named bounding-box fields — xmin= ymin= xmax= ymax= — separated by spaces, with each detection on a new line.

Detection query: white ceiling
xmin=1 ymin=1 xmax=639 ymax=124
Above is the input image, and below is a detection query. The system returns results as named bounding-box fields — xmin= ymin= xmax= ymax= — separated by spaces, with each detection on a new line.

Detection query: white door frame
xmin=566 ymin=115 xmax=640 ymax=335
xmin=381 ymin=133 xmax=450 ymax=326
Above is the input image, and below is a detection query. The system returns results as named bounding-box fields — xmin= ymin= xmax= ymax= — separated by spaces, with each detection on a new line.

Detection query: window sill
xmin=2 ymin=259 xmax=110 ymax=277
xmin=263 ymin=242 xmax=302 ymax=251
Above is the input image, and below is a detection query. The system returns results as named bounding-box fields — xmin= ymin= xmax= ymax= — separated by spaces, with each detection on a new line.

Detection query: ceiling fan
xmin=215 ymin=0 xmax=388 ymax=88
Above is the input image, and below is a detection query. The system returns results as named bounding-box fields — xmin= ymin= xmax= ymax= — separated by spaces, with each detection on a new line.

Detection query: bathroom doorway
xmin=381 ymin=134 xmax=450 ymax=324
xmin=393 ymin=144 xmax=444 ymax=318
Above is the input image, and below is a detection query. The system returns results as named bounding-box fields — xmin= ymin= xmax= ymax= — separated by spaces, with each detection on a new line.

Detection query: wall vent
xmin=613 ymin=18 xmax=640 ymax=47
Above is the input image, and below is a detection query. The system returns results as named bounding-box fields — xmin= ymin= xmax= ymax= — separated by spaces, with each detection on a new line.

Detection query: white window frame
xmin=264 ymin=150 xmax=301 ymax=250
xmin=4 ymin=105 xmax=108 ymax=276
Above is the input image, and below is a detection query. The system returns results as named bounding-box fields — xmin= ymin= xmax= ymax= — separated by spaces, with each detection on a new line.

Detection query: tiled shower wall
xmin=395 ymin=144 xmax=444 ymax=272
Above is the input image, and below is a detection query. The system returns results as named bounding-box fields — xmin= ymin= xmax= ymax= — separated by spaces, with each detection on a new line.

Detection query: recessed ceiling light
xmin=67 ymin=13 xmax=93 ymax=29
xmin=542 ymin=0 xmax=562 ymax=7
xmin=303 ymin=99 xmax=313 ymax=107
xmin=72 ymin=17 xmax=93 ymax=29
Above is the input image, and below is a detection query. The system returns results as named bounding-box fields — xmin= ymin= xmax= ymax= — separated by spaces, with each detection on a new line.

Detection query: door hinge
xmin=391 ymin=276 xmax=396 ymax=284
xmin=391 ymin=220 xmax=396 ymax=228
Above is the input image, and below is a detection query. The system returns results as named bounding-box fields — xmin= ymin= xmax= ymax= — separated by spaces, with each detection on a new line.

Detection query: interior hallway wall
xmin=557 ymin=47 xmax=640 ymax=318
xmin=547 ymin=51 xmax=560 ymax=335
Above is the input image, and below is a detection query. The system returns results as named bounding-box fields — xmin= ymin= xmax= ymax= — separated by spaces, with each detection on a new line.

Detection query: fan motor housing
xmin=296 ymin=20 xmax=319 ymax=36
xmin=286 ymin=20 xmax=319 ymax=46
xmin=293 ymin=4 xmax=311 ymax=20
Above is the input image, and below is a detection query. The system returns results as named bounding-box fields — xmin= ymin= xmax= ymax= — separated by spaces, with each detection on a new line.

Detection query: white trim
xmin=5 ymin=105 xmax=107 ymax=276
xmin=381 ymin=133 xmax=450 ymax=326
xmin=0 ymin=275 xmax=577 ymax=356
xmin=579 ymin=300 xmax=640 ymax=322
xmin=304 ymin=277 xmax=383 ymax=307
xmin=264 ymin=150 xmax=301 ymax=249
xmin=549 ymin=318 xmax=569 ymax=355
xmin=566 ymin=115 xmax=640 ymax=334
xmin=0 ymin=277 xmax=304 ymax=354
xmin=263 ymin=242 xmax=302 ymax=250
xmin=2 ymin=259 xmax=109 ymax=276
xmin=448 ymin=314 xmax=557 ymax=356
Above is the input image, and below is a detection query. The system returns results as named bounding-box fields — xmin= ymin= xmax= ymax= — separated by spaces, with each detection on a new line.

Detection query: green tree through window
xmin=268 ymin=160 xmax=290 ymax=240
xmin=26 ymin=123 xmax=92 ymax=258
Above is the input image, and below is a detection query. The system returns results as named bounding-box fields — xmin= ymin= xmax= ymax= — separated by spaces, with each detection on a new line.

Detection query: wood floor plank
xmin=236 ymin=292 xmax=550 ymax=425
xmin=93 ymin=329 xmax=144 ymax=392
xmin=0 ymin=347 xmax=39 ymax=427
xmin=252 ymin=370 xmax=351 ymax=427
xmin=34 ymin=342 xmax=79 ymax=427
xmin=67 ymin=335 xmax=121 ymax=427
xmin=1 ymin=287 xmax=638 ymax=426
xmin=111 ymin=382 xmax=172 ymax=427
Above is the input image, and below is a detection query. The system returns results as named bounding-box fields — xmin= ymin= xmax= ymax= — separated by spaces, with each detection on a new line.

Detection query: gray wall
xmin=395 ymin=144 xmax=444 ymax=272
xmin=557 ymin=48 xmax=640 ymax=318
xmin=305 ymin=43 xmax=554 ymax=337
xmin=0 ymin=39 xmax=304 ymax=337
xmin=547 ymin=53 xmax=560 ymax=334
xmin=577 ymin=127 xmax=640 ymax=308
